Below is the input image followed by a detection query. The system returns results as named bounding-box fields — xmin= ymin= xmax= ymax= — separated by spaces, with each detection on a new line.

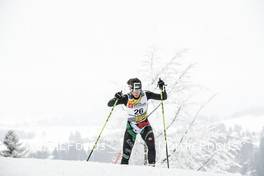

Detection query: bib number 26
xmin=134 ymin=108 xmax=144 ymax=115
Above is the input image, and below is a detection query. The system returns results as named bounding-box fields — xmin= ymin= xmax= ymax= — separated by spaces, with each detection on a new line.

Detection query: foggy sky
xmin=0 ymin=0 xmax=264 ymax=126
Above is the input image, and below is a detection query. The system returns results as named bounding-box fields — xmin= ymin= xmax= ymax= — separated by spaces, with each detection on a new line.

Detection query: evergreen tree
xmin=29 ymin=146 xmax=50 ymax=159
xmin=0 ymin=130 xmax=28 ymax=158
xmin=237 ymin=139 xmax=256 ymax=176
xmin=69 ymin=131 xmax=82 ymax=143
xmin=256 ymin=128 xmax=264 ymax=176
xmin=52 ymin=132 xmax=86 ymax=160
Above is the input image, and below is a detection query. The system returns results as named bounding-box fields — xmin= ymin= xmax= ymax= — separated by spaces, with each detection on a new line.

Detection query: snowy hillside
xmin=222 ymin=114 xmax=264 ymax=133
xmin=0 ymin=158 xmax=240 ymax=176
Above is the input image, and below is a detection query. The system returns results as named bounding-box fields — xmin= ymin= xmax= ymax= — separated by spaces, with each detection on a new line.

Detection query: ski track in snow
xmin=0 ymin=158 xmax=240 ymax=176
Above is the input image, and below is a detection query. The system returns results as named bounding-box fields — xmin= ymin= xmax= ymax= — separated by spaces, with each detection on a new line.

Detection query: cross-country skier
xmin=107 ymin=78 xmax=167 ymax=166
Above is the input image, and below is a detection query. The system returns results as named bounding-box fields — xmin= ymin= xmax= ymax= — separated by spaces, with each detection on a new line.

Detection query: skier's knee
xmin=145 ymin=133 xmax=155 ymax=148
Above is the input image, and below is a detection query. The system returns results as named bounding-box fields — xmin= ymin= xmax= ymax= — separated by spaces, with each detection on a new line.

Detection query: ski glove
xmin=114 ymin=91 xmax=123 ymax=100
xmin=157 ymin=78 xmax=166 ymax=90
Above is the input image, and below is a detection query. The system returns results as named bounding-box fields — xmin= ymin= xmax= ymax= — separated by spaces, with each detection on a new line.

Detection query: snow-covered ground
xmin=0 ymin=158 xmax=240 ymax=176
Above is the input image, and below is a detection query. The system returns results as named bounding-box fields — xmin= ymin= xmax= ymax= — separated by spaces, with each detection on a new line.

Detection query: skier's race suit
xmin=107 ymin=90 xmax=167 ymax=165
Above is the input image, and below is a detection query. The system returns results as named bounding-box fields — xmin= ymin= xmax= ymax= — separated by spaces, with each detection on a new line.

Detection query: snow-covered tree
xmin=0 ymin=130 xmax=28 ymax=158
xmin=107 ymin=48 xmax=254 ymax=175
xmin=236 ymin=137 xmax=256 ymax=176
xmin=69 ymin=131 xmax=82 ymax=143
xmin=256 ymin=128 xmax=264 ymax=176
xmin=52 ymin=132 xmax=86 ymax=161
xmin=28 ymin=146 xmax=51 ymax=159
xmin=162 ymin=123 xmax=239 ymax=173
xmin=136 ymin=48 xmax=256 ymax=175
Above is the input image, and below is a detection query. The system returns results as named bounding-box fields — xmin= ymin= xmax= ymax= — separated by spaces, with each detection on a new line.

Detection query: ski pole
xmin=156 ymin=106 xmax=181 ymax=138
xmin=86 ymin=99 xmax=118 ymax=161
xmin=160 ymin=79 xmax=170 ymax=168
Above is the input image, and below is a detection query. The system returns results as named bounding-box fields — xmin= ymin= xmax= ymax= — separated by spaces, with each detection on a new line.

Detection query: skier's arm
xmin=107 ymin=95 xmax=128 ymax=107
xmin=145 ymin=89 xmax=167 ymax=100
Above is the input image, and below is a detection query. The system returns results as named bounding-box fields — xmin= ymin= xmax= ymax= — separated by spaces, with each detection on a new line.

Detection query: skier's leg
xmin=121 ymin=123 xmax=137 ymax=164
xmin=141 ymin=125 xmax=156 ymax=165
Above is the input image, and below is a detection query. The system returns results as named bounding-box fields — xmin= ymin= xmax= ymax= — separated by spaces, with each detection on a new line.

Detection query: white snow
xmin=0 ymin=157 xmax=240 ymax=176
xmin=221 ymin=114 xmax=264 ymax=133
